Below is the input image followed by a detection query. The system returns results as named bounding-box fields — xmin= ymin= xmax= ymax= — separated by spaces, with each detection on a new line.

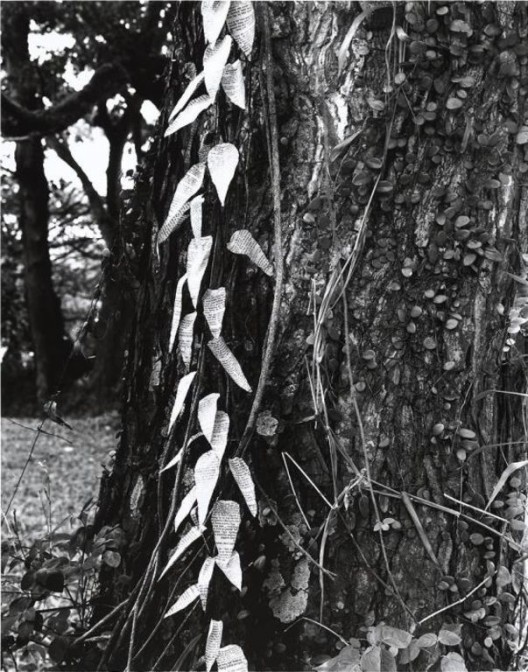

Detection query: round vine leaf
xmin=102 ymin=550 xmax=121 ymax=568
xmin=438 ymin=629 xmax=462 ymax=646
xmin=49 ymin=636 xmax=69 ymax=664
xmin=35 ymin=568 xmax=64 ymax=592
xmin=20 ymin=571 xmax=35 ymax=591
xmin=446 ymin=97 xmax=463 ymax=110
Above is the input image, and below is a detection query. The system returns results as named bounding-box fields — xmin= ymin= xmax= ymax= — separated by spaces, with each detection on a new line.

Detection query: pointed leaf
xmin=211 ymin=411 xmax=229 ymax=460
xmin=229 ymin=457 xmax=257 ymax=516
xmin=198 ymin=557 xmax=216 ymax=610
xmin=227 ymin=229 xmax=273 ymax=276
xmin=217 ymin=644 xmax=248 ymax=672
xmin=169 ymin=274 xmax=188 ymax=351
xmin=203 ymin=287 xmax=226 ymax=339
xmin=208 ymin=143 xmax=239 ymax=206
xmin=190 ymin=195 xmax=204 ymax=238
xmin=187 ymin=236 xmax=213 ymax=308
xmin=208 ymin=336 xmax=252 ymax=392
xmin=216 ymin=551 xmax=242 ymax=591
xmin=202 ymin=1 xmax=231 ymax=45
xmin=174 ymin=486 xmax=198 ymax=532
xmin=159 ymin=163 xmax=206 ymax=243
xmin=206 ymin=619 xmax=224 ymax=672
xmin=162 ymin=433 xmax=202 ymax=474
xmin=161 ymin=446 xmax=183 ymax=473
xmin=165 ymin=584 xmax=200 ymax=618
xmin=179 ymin=312 xmax=197 ymax=369
xmin=204 ymin=35 xmax=233 ymax=98
xmin=221 ymin=60 xmax=245 ymax=108
xmin=195 ymin=451 xmax=221 ymax=525
xmin=160 ymin=526 xmax=202 ymax=579
xmin=168 ymin=71 xmax=205 ymax=122
xmin=158 ymin=203 xmax=190 ymax=244
xmin=169 ymin=371 xmax=196 ymax=430
xmin=212 ymin=500 xmax=240 ymax=564
xmin=226 ymin=1 xmax=255 ymax=57
xmin=165 ymin=94 xmax=213 ymax=137
xmin=198 ymin=393 xmax=220 ymax=443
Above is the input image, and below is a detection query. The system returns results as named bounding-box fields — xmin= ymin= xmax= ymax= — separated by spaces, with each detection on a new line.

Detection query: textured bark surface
xmin=94 ymin=3 xmax=527 ymax=671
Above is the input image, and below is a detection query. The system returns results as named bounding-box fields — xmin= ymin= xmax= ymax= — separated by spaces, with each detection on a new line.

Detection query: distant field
xmin=1 ymin=414 xmax=119 ymax=541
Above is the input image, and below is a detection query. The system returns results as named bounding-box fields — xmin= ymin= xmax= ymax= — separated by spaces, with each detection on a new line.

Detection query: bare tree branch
xmin=46 ymin=134 xmax=115 ymax=247
xmin=2 ymin=63 xmax=128 ymax=139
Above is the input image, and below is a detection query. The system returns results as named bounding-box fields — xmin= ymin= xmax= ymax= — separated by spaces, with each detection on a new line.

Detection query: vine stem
xmin=417 ymin=575 xmax=493 ymax=626
xmin=237 ymin=2 xmax=283 ymax=457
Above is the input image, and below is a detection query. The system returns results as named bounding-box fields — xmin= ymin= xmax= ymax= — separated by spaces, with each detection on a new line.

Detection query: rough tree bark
xmin=2 ymin=4 xmax=74 ymax=402
xmin=91 ymin=3 xmax=527 ymax=671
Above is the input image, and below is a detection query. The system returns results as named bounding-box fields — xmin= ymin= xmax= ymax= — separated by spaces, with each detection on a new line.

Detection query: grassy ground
xmin=1 ymin=413 xmax=119 ymax=541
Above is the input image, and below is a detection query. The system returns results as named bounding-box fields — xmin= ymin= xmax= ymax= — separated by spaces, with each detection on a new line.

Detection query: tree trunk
xmin=3 ymin=4 xmax=73 ymax=402
xmin=92 ymin=3 xmax=527 ymax=671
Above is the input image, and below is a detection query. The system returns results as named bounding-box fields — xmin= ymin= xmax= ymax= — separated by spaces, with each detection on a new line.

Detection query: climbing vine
xmin=153 ymin=2 xmax=264 ymax=669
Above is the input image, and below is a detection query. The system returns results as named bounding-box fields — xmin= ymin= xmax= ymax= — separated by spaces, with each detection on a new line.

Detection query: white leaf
xmin=161 ymin=446 xmax=183 ymax=473
xmin=198 ymin=556 xmax=216 ymax=610
xmin=203 ymin=287 xmax=226 ymax=339
xmin=169 ymin=371 xmax=196 ymax=431
xmin=198 ymin=393 xmax=221 ymax=443
xmin=216 ymin=552 xmax=242 ymax=591
xmin=190 ymin=195 xmax=204 ymax=238
xmin=165 ymin=94 xmax=213 ymax=137
xmin=168 ymin=71 xmax=205 ymax=122
xmin=229 ymin=457 xmax=257 ymax=516
xmin=202 ymin=1 xmax=231 ymax=45
xmin=162 ymin=432 xmax=202 ymax=474
xmin=169 ymin=273 xmax=188 ymax=351
xmin=195 ymin=450 xmax=221 ymax=525
xmin=159 ymin=163 xmax=206 ymax=243
xmin=179 ymin=312 xmax=197 ymax=369
xmin=206 ymin=619 xmax=224 ymax=672
xmin=208 ymin=143 xmax=239 ymax=206
xmin=227 ymin=230 xmax=273 ymax=276
xmin=227 ymin=1 xmax=255 ymax=57
xmin=211 ymin=411 xmax=229 ymax=460
xmin=158 ymin=203 xmax=190 ymax=244
xmin=165 ymin=584 xmax=200 ymax=618
xmin=221 ymin=60 xmax=245 ymax=108
xmin=212 ymin=500 xmax=240 ymax=564
xmin=217 ymin=644 xmax=248 ymax=672
xmin=208 ymin=336 xmax=252 ymax=392
xmin=204 ymin=35 xmax=233 ymax=98
xmin=174 ymin=486 xmax=198 ymax=532
xmin=187 ymin=236 xmax=213 ymax=308
xmin=160 ymin=526 xmax=202 ymax=579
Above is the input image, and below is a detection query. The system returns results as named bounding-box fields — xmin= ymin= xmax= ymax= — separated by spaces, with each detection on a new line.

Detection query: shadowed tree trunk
xmin=90 ymin=3 xmax=527 ymax=671
xmin=2 ymin=4 xmax=73 ymax=402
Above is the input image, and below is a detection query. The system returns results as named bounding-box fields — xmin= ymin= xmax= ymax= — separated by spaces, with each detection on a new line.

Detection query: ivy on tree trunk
xmin=92 ymin=3 xmax=527 ymax=671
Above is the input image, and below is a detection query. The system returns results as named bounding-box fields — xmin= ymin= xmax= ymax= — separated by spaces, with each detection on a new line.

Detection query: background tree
xmin=1 ymin=1 xmax=173 ymax=405
xmin=1 ymin=167 xmax=107 ymax=414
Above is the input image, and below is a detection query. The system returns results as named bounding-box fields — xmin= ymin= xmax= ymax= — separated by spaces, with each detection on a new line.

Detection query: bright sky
xmin=2 ymin=29 xmax=160 ymax=196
